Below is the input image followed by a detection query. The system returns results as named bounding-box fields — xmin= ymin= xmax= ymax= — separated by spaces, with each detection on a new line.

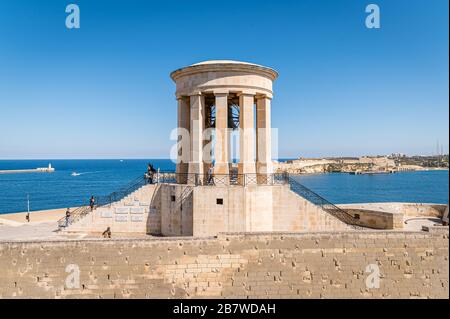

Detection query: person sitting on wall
xmin=102 ymin=227 xmax=111 ymax=238
xmin=89 ymin=196 xmax=95 ymax=212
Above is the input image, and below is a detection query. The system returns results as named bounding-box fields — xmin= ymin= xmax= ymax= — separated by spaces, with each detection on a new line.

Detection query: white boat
xmin=71 ymin=172 xmax=81 ymax=176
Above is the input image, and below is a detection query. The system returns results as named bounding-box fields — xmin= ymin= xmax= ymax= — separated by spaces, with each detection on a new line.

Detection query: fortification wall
xmin=0 ymin=229 xmax=447 ymax=299
xmin=340 ymin=202 xmax=447 ymax=218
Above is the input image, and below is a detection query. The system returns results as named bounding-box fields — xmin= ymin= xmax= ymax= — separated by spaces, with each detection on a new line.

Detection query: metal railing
xmin=58 ymin=175 xmax=147 ymax=229
xmin=154 ymin=172 xmax=289 ymax=186
xmin=288 ymin=177 xmax=365 ymax=229
xmin=58 ymin=171 xmax=365 ymax=230
xmin=57 ymin=172 xmax=288 ymax=229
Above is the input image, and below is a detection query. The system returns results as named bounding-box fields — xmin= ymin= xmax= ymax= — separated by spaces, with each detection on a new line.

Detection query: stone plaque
xmin=130 ymin=207 xmax=145 ymax=214
xmin=101 ymin=210 xmax=113 ymax=218
xmin=131 ymin=215 xmax=144 ymax=222
xmin=115 ymin=207 xmax=129 ymax=214
xmin=115 ymin=215 xmax=128 ymax=222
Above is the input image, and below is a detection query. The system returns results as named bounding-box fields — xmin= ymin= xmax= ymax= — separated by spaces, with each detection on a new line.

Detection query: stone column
xmin=188 ymin=92 xmax=204 ymax=179
xmin=176 ymin=96 xmax=190 ymax=183
xmin=213 ymin=91 xmax=229 ymax=176
xmin=238 ymin=92 xmax=256 ymax=177
xmin=256 ymin=95 xmax=273 ymax=176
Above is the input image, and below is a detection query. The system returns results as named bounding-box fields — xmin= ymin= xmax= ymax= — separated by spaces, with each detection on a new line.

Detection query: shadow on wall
xmin=146 ymin=184 xmax=194 ymax=237
xmin=147 ymin=184 xmax=162 ymax=236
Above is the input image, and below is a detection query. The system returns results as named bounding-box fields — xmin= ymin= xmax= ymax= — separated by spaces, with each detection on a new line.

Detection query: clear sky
xmin=0 ymin=0 xmax=448 ymax=159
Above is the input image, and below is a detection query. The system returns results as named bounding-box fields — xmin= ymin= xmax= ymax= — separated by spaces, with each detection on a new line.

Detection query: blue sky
xmin=0 ymin=0 xmax=448 ymax=159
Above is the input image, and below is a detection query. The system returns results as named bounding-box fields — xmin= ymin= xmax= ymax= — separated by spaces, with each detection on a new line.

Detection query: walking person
xmin=65 ymin=208 xmax=71 ymax=227
xmin=207 ymin=165 xmax=214 ymax=185
xmin=89 ymin=196 xmax=95 ymax=212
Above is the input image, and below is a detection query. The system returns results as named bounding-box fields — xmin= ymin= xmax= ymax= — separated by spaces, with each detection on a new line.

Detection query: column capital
xmin=188 ymin=91 xmax=203 ymax=97
xmin=237 ymin=91 xmax=256 ymax=97
xmin=213 ymin=90 xmax=229 ymax=96
xmin=255 ymin=93 xmax=273 ymax=100
xmin=176 ymin=94 xmax=188 ymax=100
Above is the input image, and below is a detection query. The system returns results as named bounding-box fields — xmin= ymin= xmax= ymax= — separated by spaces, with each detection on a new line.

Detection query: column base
xmin=256 ymin=162 xmax=273 ymax=175
xmin=213 ymin=162 xmax=230 ymax=175
xmin=238 ymin=162 xmax=256 ymax=175
xmin=213 ymin=162 xmax=230 ymax=185
xmin=176 ymin=163 xmax=189 ymax=184
xmin=256 ymin=162 xmax=274 ymax=184
xmin=188 ymin=162 xmax=203 ymax=185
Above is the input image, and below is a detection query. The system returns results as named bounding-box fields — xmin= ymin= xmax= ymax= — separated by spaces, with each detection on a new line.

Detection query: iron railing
xmin=58 ymin=175 xmax=148 ymax=228
xmin=58 ymin=172 xmax=288 ymax=229
xmin=288 ymin=177 xmax=365 ymax=229
xmin=58 ymin=171 xmax=365 ymax=230
xmin=154 ymin=172 xmax=289 ymax=186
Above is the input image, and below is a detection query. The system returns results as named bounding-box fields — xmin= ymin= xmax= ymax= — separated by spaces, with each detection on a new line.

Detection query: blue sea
xmin=0 ymin=159 xmax=175 ymax=215
xmin=0 ymin=160 xmax=448 ymax=215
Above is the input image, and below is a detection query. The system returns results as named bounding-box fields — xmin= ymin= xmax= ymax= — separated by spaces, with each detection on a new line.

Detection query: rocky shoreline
xmin=274 ymin=156 xmax=448 ymax=174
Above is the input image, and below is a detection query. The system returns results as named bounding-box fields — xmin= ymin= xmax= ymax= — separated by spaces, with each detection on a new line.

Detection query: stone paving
xmin=0 ymin=215 xmax=441 ymax=242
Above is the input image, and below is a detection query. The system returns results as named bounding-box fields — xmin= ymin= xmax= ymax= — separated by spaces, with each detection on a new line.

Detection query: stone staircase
xmin=64 ymin=184 xmax=158 ymax=233
xmin=288 ymin=177 xmax=365 ymax=229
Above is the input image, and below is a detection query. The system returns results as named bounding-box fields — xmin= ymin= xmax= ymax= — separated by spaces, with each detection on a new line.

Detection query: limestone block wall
xmin=338 ymin=203 xmax=449 ymax=229
xmin=159 ymin=184 xmax=193 ymax=237
xmin=271 ymin=186 xmax=351 ymax=232
xmin=342 ymin=209 xmax=402 ymax=229
xmin=147 ymin=185 xmax=162 ymax=235
xmin=191 ymin=185 xmax=351 ymax=237
xmin=340 ymin=203 xmax=447 ymax=218
xmin=401 ymin=203 xmax=447 ymax=217
xmin=192 ymin=186 xmax=245 ymax=236
xmin=0 ymin=229 xmax=448 ymax=299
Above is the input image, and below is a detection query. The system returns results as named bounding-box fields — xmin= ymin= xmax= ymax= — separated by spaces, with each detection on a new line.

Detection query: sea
xmin=0 ymin=159 xmax=448 ymax=215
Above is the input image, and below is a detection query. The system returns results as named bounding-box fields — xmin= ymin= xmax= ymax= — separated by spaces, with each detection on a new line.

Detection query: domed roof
xmin=190 ymin=60 xmax=263 ymax=67
xmin=171 ymin=60 xmax=278 ymax=81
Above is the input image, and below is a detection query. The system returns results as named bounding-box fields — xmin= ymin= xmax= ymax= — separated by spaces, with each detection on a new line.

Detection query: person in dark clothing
xmin=146 ymin=163 xmax=156 ymax=184
xmin=65 ymin=208 xmax=71 ymax=227
xmin=89 ymin=196 xmax=95 ymax=212
xmin=207 ymin=165 xmax=214 ymax=185
xmin=102 ymin=227 xmax=112 ymax=238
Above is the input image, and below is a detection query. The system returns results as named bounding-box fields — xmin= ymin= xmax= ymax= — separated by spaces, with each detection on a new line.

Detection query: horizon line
xmin=0 ymin=154 xmax=448 ymax=161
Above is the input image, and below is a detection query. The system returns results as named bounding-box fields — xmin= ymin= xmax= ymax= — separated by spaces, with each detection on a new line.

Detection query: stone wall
xmin=192 ymin=185 xmax=351 ymax=237
xmin=341 ymin=209 xmax=402 ymax=229
xmin=339 ymin=203 xmax=448 ymax=230
xmin=0 ymin=229 xmax=448 ymax=299
xmin=341 ymin=202 xmax=447 ymax=218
